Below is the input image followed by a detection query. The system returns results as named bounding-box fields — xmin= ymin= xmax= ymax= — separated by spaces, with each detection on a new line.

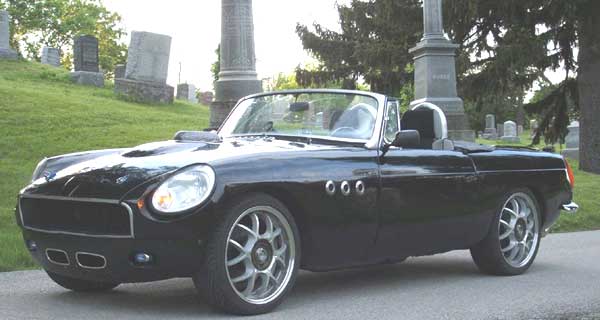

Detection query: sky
xmin=103 ymin=0 xmax=350 ymax=91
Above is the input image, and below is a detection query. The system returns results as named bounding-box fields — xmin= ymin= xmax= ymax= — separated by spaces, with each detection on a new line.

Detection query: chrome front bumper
xmin=561 ymin=202 xmax=579 ymax=214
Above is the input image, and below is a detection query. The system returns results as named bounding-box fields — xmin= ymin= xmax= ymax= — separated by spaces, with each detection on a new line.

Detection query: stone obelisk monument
xmin=409 ymin=0 xmax=475 ymax=141
xmin=210 ymin=0 xmax=262 ymax=128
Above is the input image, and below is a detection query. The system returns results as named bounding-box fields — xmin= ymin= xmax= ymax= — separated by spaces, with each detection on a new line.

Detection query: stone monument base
xmin=501 ymin=136 xmax=521 ymax=143
xmin=481 ymin=128 xmax=498 ymax=140
xmin=71 ymin=71 xmax=104 ymax=87
xmin=115 ymin=78 xmax=174 ymax=104
xmin=561 ymin=148 xmax=579 ymax=161
xmin=210 ymin=100 xmax=236 ymax=128
xmin=0 ymin=48 xmax=18 ymax=60
xmin=215 ymin=79 xmax=262 ymax=102
xmin=449 ymin=130 xmax=476 ymax=142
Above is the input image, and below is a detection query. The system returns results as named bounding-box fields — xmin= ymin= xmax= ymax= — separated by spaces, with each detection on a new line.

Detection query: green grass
xmin=476 ymin=129 xmax=600 ymax=233
xmin=0 ymin=60 xmax=598 ymax=272
xmin=0 ymin=59 xmax=209 ymax=271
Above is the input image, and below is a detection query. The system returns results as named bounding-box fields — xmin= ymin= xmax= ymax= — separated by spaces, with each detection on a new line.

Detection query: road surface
xmin=1 ymin=231 xmax=599 ymax=320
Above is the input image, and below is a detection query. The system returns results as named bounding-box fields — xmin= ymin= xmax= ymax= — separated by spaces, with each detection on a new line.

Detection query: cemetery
xmin=0 ymin=0 xmax=599 ymax=318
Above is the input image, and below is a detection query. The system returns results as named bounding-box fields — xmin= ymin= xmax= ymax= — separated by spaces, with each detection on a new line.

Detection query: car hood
xmin=21 ymin=137 xmax=334 ymax=200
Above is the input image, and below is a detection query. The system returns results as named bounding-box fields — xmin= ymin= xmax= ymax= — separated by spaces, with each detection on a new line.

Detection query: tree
xmin=296 ymin=0 xmax=423 ymax=96
xmin=6 ymin=0 xmax=127 ymax=76
xmin=445 ymin=0 xmax=600 ymax=173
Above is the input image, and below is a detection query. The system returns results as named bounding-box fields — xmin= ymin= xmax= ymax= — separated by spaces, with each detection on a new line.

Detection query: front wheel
xmin=194 ymin=193 xmax=300 ymax=315
xmin=471 ymin=189 xmax=542 ymax=275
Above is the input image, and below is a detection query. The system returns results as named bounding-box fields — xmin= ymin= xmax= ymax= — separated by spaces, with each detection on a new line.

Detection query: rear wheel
xmin=471 ymin=189 xmax=541 ymax=275
xmin=194 ymin=193 xmax=300 ymax=315
xmin=46 ymin=271 xmax=119 ymax=292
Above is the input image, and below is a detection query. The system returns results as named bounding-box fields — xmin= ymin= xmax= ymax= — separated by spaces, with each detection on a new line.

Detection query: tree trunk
xmin=577 ymin=2 xmax=600 ymax=174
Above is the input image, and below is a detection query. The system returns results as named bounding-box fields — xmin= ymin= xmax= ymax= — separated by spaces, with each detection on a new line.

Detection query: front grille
xmin=19 ymin=196 xmax=133 ymax=238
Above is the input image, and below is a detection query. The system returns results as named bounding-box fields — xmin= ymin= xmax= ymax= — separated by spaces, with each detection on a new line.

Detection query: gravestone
xmin=530 ymin=119 xmax=539 ymax=138
xmin=501 ymin=121 xmax=520 ymax=143
xmin=210 ymin=0 xmax=262 ymax=127
xmin=177 ymin=83 xmax=198 ymax=103
xmin=114 ymin=31 xmax=174 ymax=104
xmin=482 ymin=114 xmax=497 ymax=139
xmin=70 ymin=35 xmax=104 ymax=87
xmin=41 ymin=47 xmax=61 ymax=67
xmin=497 ymin=123 xmax=503 ymax=138
xmin=561 ymin=121 xmax=580 ymax=160
xmin=0 ymin=10 xmax=18 ymax=59
xmin=409 ymin=0 xmax=475 ymax=141
xmin=114 ymin=64 xmax=126 ymax=79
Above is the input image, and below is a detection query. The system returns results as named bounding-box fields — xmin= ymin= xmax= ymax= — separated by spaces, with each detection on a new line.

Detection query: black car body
xmin=16 ymin=89 xmax=577 ymax=314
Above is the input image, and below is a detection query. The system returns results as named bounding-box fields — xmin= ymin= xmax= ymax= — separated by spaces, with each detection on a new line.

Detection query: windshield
xmin=219 ymin=92 xmax=379 ymax=141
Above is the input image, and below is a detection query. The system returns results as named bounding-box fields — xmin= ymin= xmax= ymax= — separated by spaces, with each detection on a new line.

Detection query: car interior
xmin=400 ymin=103 xmax=454 ymax=150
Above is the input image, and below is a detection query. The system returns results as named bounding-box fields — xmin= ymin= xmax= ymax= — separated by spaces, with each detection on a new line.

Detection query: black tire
xmin=471 ymin=188 xmax=542 ymax=276
xmin=46 ymin=271 xmax=119 ymax=292
xmin=193 ymin=193 xmax=301 ymax=315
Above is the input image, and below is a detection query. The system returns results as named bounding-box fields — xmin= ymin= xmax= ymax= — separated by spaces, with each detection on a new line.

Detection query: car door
xmin=370 ymin=103 xmax=483 ymax=262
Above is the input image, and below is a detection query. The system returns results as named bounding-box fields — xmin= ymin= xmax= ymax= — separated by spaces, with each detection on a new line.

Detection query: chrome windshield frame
xmin=217 ymin=89 xmax=388 ymax=150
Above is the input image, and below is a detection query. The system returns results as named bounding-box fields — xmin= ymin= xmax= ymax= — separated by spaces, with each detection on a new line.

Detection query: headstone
xmin=530 ymin=119 xmax=539 ymax=138
xmin=210 ymin=0 xmax=262 ymax=127
xmin=408 ymin=0 xmax=475 ymax=142
xmin=114 ymin=31 xmax=174 ymax=104
xmin=561 ymin=121 xmax=580 ymax=160
xmin=482 ymin=114 xmax=497 ymax=140
xmin=114 ymin=64 xmax=126 ymax=79
xmin=70 ymin=35 xmax=104 ymax=87
xmin=177 ymin=83 xmax=198 ymax=103
xmin=0 ymin=10 xmax=18 ymax=59
xmin=497 ymin=123 xmax=504 ymax=138
xmin=41 ymin=47 xmax=60 ymax=67
xmin=501 ymin=121 xmax=520 ymax=143
xmin=201 ymin=91 xmax=214 ymax=105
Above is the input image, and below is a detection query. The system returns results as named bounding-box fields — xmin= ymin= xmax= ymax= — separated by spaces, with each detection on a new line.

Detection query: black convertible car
xmin=16 ymin=89 xmax=578 ymax=315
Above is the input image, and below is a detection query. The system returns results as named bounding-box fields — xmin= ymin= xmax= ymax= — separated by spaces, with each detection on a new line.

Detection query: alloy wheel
xmin=498 ymin=192 xmax=540 ymax=268
xmin=225 ymin=206 xmax=295 ymax=305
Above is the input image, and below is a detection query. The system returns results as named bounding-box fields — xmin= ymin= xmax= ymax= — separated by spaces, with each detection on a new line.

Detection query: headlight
xmin=31 ymin=158 xmax=48 ymax=182
xmin=151 ymin=165 xmax=215 ymax=214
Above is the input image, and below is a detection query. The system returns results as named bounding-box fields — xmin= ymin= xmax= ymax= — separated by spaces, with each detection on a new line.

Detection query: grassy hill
xmin=0 ymin=60 xmax=209 ymax=271
xmin=0 ymin=59 xmax=598 ymax=272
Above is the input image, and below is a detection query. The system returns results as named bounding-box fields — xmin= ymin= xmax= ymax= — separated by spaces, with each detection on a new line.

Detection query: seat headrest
xmin=401 ymin=109 xmax=435 ymax=139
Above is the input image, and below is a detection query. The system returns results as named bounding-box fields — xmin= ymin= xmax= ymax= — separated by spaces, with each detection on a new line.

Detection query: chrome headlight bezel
xmin=150 ymin=164 xmax=216 ymax=215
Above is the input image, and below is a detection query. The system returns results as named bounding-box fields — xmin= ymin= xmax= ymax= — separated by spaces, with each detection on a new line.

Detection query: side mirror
xmin=381 ymin=130 xmax=420 ymax=156
xmin=392 ymin=130 xmax=420 ymax=148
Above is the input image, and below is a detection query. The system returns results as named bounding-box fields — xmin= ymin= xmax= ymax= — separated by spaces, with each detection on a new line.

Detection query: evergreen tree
xmin=445 ymin=0 xmax=600 ymax=173
xmin=296 ymin=0 xmax=423 ymax=96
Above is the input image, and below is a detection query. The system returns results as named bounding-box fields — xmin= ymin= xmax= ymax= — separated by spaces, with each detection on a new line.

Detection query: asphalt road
xmin=1 ymin=231 xmax=599 ymax=320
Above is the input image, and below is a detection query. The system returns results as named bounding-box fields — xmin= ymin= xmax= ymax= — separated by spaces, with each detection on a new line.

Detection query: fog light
xmin=26 ymin=240 xmax=37 ymax=252
xmin=133 ymin=253 xmax=153 ymax=265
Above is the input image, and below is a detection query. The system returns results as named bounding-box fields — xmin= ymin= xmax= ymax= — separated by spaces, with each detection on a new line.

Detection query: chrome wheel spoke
xmin=232 ymin=268 xmax=256 ymax=283
xmin=250 ymin=213 xmax=261 ymax=235
xmin=227 ymin=253 xmax=248 ymax=267
xmin=503 ymin=207 xmax=518 ymax=218
xmin=502 ymin=240 xmax=518 ymax=253
xmin=229 ymin=239 xmax=246 ymax=253
xmin=236 ymin=224 xmax=257 ymax=238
